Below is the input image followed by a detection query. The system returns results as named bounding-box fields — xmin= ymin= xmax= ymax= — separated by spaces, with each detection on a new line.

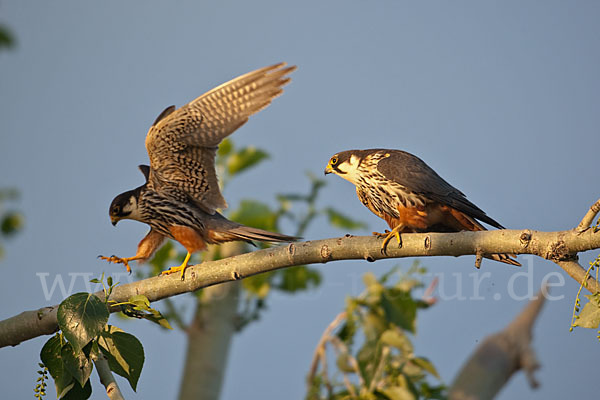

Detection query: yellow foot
xmin=98 ymin=255 xmax=133 ymax=274
xmin=379 ymin=226 xmax=404 ymax=255
xmin=160 ymin=252 xmax=191 ymax=280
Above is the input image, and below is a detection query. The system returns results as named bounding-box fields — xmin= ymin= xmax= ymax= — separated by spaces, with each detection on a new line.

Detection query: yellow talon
xmin=160 ymin=252 xmax=192 ymax=280
xmin=379 ymin=225 xmax=404 ymax=255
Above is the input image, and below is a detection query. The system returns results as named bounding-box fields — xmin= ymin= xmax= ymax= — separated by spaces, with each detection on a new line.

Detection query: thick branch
xmin=1 ymin=227 xmax=599 ymax=349
xmin=449 ymin=286 xmax=547 ymax=400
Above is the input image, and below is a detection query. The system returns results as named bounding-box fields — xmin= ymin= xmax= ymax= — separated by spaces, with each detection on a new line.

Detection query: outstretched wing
xmin=145 ymin=62 xmax=296 ymax=214
xmin=376 ymin=150 xmax=504 ymax=229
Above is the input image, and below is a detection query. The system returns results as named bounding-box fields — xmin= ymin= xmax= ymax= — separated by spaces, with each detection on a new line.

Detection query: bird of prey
xmin=324 ymin=149 xmax=520 ymax=266
xmin=100 ymin=63 xmax=298 ymax=279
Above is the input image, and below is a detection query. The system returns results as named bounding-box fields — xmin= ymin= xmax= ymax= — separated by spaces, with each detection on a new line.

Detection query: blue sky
xmin=1 ymin=1 xmax=599 ymax=399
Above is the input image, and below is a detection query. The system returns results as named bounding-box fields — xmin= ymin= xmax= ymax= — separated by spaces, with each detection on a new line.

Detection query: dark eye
xmin=112 ymin=205 xmax=120 ymax=214
xmin=331 ymin=157 xmax=338 ymax=165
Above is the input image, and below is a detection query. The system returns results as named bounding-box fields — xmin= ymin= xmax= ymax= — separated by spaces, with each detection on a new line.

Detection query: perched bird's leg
xmin=98 ymin=255 xmax=143 ymax=274
xmin=380 ymin=224 xmax=404 ymax=255
xmin=372 ymin=229 xmax=390 ymax=237
xmin=99 ymin=229 xmax=165 ymax=274
xmin=160 ymin=252 xmax=192 ymax=280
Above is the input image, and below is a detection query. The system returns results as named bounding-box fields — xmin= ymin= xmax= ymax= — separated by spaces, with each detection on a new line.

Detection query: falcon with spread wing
xmin=101 ymin=63 xmax=298 ymax=279
xmin=324 ymin=149 xmax=520 ymax=266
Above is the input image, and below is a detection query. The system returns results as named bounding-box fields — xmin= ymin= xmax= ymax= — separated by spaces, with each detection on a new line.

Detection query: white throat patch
xmin=336 ymin=155 xmax=362 ymax=185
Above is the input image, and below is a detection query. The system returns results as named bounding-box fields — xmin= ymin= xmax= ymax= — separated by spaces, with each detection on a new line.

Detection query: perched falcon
xmin=100 ymin=63 xmax=298 ymax=279
xmin=324 ymin=149 xmax=520 ymax=266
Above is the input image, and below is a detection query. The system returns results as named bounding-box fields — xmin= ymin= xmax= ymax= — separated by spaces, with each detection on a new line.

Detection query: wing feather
xmin=144 ymin=63 xmax=295 ymax=214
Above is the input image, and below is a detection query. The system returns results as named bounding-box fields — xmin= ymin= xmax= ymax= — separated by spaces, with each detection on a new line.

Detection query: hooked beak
xmin=324 ymin=165 xmax=333 ymax=175
xmin=111 ymin=216 xmax=119 ymax=226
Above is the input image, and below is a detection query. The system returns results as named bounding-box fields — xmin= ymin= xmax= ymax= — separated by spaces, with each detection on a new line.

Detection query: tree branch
xmin=1 ymin=226 xmax=599 ymax=349
xmin=94 ymin=351 xmax=125 ymax=400
xmin=449 ymin=286 xmax=547 ymax=399
xmin=577 ymin=198 xmax=600 ymax=232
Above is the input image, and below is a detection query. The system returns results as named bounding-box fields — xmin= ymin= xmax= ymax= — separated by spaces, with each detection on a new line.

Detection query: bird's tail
xmin=450 ymin=209 xmax=521 ymax=267
xmin=217 ymin=225 xmax=300 ymax=244
xmin=204 ymin=214 xmax=299 ymax=244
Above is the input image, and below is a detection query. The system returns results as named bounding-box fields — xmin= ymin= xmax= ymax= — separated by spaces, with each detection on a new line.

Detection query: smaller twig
xmin=422 ymin=276 xmax=439 ymax=305
xmin=556 ymin=260 xmax=600 ymax=294
xmin=318 ymin=346 xmax=333 ymax=397
xmin=368 ymin=346 xmax=390 ymax=392
xmin=328 ymin=336 xmax=358 ymax=398
xmin=94 ymin=351 xmax=125 ymax=400
xmin=329 ymin=336 xmax=365 ymax=387
xmin=474 ymin=250 xmax=483 ymax=269
xmin=576 ymin=198 xmax=600 ymax=232
xmin=307 ymin=311 xmax=346 ymax=387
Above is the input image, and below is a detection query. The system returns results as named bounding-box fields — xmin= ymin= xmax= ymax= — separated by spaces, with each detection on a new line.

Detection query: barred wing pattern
xmin=145 ymin=62 xmax=296 ymax=214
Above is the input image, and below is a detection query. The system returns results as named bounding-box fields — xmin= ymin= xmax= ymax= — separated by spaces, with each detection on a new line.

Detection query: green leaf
xmin=411 ymin=357 xmax=440 ymax=379
xmin=324 ymin=207 xmax=367 ymax=230
xmin=380 ymin=330 xmax=413 ymax=354
xmin=336 ymin=353 xmax=355 ymax=373
xmin=242 ymin=272 xmax=274 ymax=299
xmin=217 ymin=138 xmax=233 ymax=157
xmin=128 ymin=294 xmax=151 ymax=310
xmin=0 ymin=25 xmax=15 ymax=50
xmin=379 ymin=386 xmax=416 ymax=400
xmin=227 ymin=146 xmax=269 ymax=176
xmin=61 ymin=342 xmax=93 ymax=387
xmin=380 ymin=289 xmax=417 ymax=334
xmin=574 ymin=294 xmax=600 ymax=329
xmin=276 ymin=266 xmax=322 ymax=293
xmin=40 ymin=334 xmax=75 ymax=399
xmin=229 ymin=200 xmax=277 ymax=231
xmin=98 ymin=326 xmax=144 ymax=391
xmin=61 ymin=379 xmax=91 ymax=400
xmin=1 ymin=211 xmax=23 ymax=235
xmin=58 ymin=293 xmax=110 ymax=353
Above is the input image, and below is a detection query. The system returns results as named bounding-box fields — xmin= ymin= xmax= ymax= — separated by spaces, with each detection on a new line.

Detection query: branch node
xmin=231 ymin=271 xmax=242 ymax=280
xmin=424 ymin=235 xmax=431 ymax=250
xmin=546 ymin=240 xmax=576 ymax=262
xmin=320 ymin=245 xmax=332 ymax=261
xmin=474 ymin=250 xmax=483 ymax=269
xmin=287 ymin=243 xmax=296 ymax=256
xmin=519 ymin=230 xmax=532 ymax=247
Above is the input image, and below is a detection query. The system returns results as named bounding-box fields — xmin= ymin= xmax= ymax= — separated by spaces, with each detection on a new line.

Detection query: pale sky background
xmin=1 ymin=1 xmax=600 ymax=399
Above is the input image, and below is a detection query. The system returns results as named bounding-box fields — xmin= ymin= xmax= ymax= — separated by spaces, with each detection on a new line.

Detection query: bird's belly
xmin=168 ymin=225 xmax=207 ymax=253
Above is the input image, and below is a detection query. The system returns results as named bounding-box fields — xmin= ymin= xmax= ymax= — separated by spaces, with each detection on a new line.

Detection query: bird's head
xmin=324 ymin=150 xmax=363 ymax=184
xmin=109 ymin=188 xmax=142 ymax=226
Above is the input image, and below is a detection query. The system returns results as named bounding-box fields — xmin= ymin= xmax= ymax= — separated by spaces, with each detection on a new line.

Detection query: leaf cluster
xmin=38 ymin=276 xmax=169 ymax=399
xmin=571 ymin=254 xmax=600 ymax=342
xmin=308 ymin=265 xmax=446 ymax=400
